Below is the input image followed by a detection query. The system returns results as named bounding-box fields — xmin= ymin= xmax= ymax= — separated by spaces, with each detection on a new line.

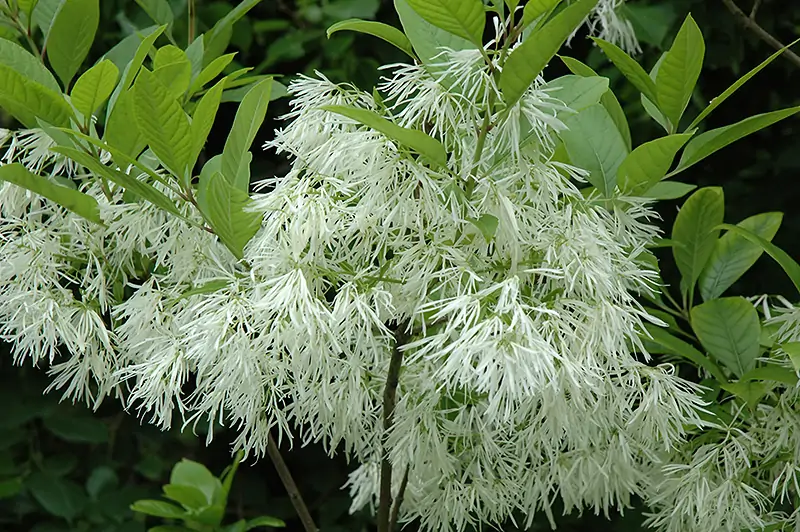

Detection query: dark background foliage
xmin=0 ymin=0 xmax=798 ymax=530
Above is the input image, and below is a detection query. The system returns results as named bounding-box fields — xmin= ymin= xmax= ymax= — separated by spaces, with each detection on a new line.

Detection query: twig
xmin=266 ymin=432 xmax=319 ymax=532
xmin=722 ymin=0 xmax=800 ymax=69
xmin=377 ymin=325 xmax=408 ymax=532
xmin=389 ymin=464 xmax=410 ymax=531
xmin=749 ymin=0 xmax=761 ymax=19
xmin=187 ymin=0 xmax=196 ymax=46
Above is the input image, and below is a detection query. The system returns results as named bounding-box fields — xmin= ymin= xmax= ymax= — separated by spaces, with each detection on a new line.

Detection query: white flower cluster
xmin=1 ymin=49 xmax=710 ymax=531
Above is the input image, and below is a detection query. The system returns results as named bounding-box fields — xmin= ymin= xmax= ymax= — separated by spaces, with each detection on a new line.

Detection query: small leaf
xmin=522 ymin=0 xmax=562 ymax=28
xmin=699 ymin=212 xmax=782 ymax=301
xmin=203 ymin=0 xmax=263 ymax=65
xmin=394 ymin=0 xmax=473 ymax=66
xmin=643 ymin=323 xmax=727 ymax=382
xmin=46 ymin=0 xmax=100 ymax=88
xmin=617 ymin=133 xmax=692 ymax=194
xmin=130 ymin=499 xmax=187 ymax=519
xmin=43 ymin=415 xmax=108 ymax=443
xmin=178 ymin=280 xmax=230 ymax=300
xmin=134 ymin=0 xmax=173 ymax=27
xmin=104 ymin=89 xmax=146 ymax=160
xmin=327 ymin=19 xmax=415 ymax=58
xmin=86 ymin=467 xmax=119 ymax=500
xmin=70 ymin=59 xmax=119 ymax=119
xmin=322 ymin=105 xmax=447 ymax=167
xmin=642 ymin=181 xmax=695 ymax=200
xmin=501 ymin=0 xmax=598 ymax=107
xmin=0 ymin=164 xmax=100 ymax=223
xmin=559 ymin=103 xmax=628 ymax=196
xmin=641 ymin=53 xmax=671 ymax=133
xmin=27 ymin=473 xmax=87 ymax=520
xmin=404 ymin=0 xmax=485 ymax=45
xmin=190 ymin=79 xmax=226 ymax=174
xmin=717 ymin=224 xmax=800 ymax=297
xmin=688 ymin=37 xmax=800 ymax=130
xmin=188 ymin=53 xmax=236 ymax=96
xmin=592 ymin=37 xmax=658 ymax=106
xmin=691 ymin=297 xmax=760 ymax=377
xmin=676 ymin=106 xmax=800 ymax=173
xmin=0 ymin=478 xmax=23 ymax=499
xmin=163 ymin=484 xmax=209 ymax=509
xmin=153 ymin=45 xmax=192 ymax=100
xmin=0 ymin=64 xmax=74 ymax=128
xmin=655 ymin=14 xmax=704 ymax=130
xmin=467 ymin=214 xmax=499 ymax=243
xmin=246 ymin=515 xmax=287 ymax=529
xmin=737 ymin=366 xmax=798 ymax=386
xmin=221 ymin=78 xmax=273 ymax=191
xmin=133 ymin=68 xmax=192 ymax=179
xmin=0 ymin=38 xmax=61 ymax=92
xmin=781 ymin=342 xmax=800 ymax=372
xmin=542 ymin=74 xmax=609 ymax=115
xmin=672 ymin=187 xmax=724 ymax=295
xmin=198 ymin=172 xmax=263 ymax=259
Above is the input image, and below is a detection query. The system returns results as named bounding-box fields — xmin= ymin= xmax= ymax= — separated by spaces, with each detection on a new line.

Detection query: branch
xmin=266 ymin=432 xmax=319 ymax=532
xmin=389 ymin=464 xmax=410 ymax=530
xmin=377 ymin=325 xmax=408 ymax=532
xmin=722 ymin=0 xmax=800 ymax=69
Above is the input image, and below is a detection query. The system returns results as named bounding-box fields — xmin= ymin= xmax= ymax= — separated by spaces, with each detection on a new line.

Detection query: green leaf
xmin=134 ymin=0 xmax=173 ymax=27
xmin=501 ymin=0 xmax=598 ymax=107
xmin=404 ymin=0 xmax=484 ymax=45
xmin=717 ymin=223 xmax=800 ymax=297
xmin=221 ymin=78 xmax=273 ymax=191
xmin=691 ymin=296 xmax=760 ymax=378
xmin=0 ymin=478 xmax=23 ymax=499
xmin=188 ymin=53 xmax=236 ymax=96
xmin=198 ymin=171 xmax=263 ymax=259
xmin=43 ymin=415 xmax=108 ymax=443
xmin=133 ymin=68 xmax=192 ymax=179
xmin=327 ymin=19 xmax=415 ymax=59
xmin=543 ymin=74 xmax=609 ymax=115
xmin=699 ymin=212 xmax=783 ymax=301
xmin=641 ymin=53 xmax=671 ymax=133
xmin=219 ymin=452 xmax=242 ymax=506
xmin=592 ymin=37 xmax=658 ymax=106
xmin=52 ymin=147 xmax=183 ymax=218
xmin=467 ymin=214 xmax=499 ymax=243
xmin=70 ymin=59 xmax=119 ymax=119
xmin=27 ymin=473 xmax=87 ymax=520
xmin=170 ymin=460 xmax=220 ymax=500
xmin=18 ymin=0 xmax=41 ymax=20
xmin=655 ymin=14 xmax=704 ymax=130
xmin=130 ymin=500 xmax=187 ymax=519
xmin=46 ymin=0 xmax=100 ymax=88
xmin=394 ymin=0 xmax=473 ymax=66
xmin=163 ymin=484 xmax=209 ymax=509
xmin=186 ymin=36 xmax=205 ymax=80
xmin=737 ymin=366 xmax=798 ymax=386
xmin=86 ymin=467 xmax=118 ymax=500
xmin=203 ymin=0 xmax=263 ymax=65
xmin=322 ymin=105 xmax=447 ymax=167
xmin=617 ymin=133 xmax=692 ymax=194
xmin=102 ymin=25 xmax=159 ymax=73
xmin=190 ymin=79 xmax=226 ymax=174
xmin=0 ymin=164 xmax=100 ymax=223
xmin=522 ymin=0 xmax=562 ymax=28
xmin=688 ymin=38 xmax=800 ymax=130
xmin=0 ymin=39 xmax=61 ymax=92
xmin=33 ymin=0 xmax=63 ymax=42
xmin=781 ymin=342 xmax=800 ymax=372
xmin=675 ymin=106 xmax=800 ymax=173
xmin=0 ymin=64 xmax=74 ymax=128
xmin=104 ymin=89 xmax=146 ymax=160
xmin=643 ymin=324 xmax=727 ymax=382
xmin=559 ymin=103 xmax=627 ymax=196
xmin=246 ymin=516 xmax=287 ymax=529
xmin=558 ymin=55 xmax=631 ymax=150
xmin=620 ymin=3 xmax=677 ymax=47
xmin=178 ymin=280 xmax=230 ymax=300
xmin=671 ymin=187 xmax=724 ymax=295
xmin=153 ymin=45 xmax=192 ymax=100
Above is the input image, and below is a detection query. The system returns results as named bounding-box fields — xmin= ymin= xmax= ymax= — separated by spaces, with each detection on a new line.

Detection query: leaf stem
xmin=266 ymin=432 xmax=318 ymax=532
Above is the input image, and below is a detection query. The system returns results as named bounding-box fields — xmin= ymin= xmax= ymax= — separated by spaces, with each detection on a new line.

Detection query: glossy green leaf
xmin=643 ymin=324 xmax=727 ymax=382
xmin=501 ymin=0 xmax=598 ymax=107
xmin=70 ymin=59 xmax=119 ymax=119
xmin=543 ymin=75 xmax=609 ymax=115
xmin=133 ymin=68 xmax=192 ymax=179
xmin=691 ymin=296 xmax=760 ymax=377
xmin=52 ymin=147 xmax=183 ymax=218
xmin=641 ymin=53 xmax=672 ymax=133
xmin=781 ymin=342 xmax=800 ymax=372
xmin=738 ymin=366 xmax=798 ymax=385
xmin=655 ymin=15 xmax=704 ymax=130
xmin=559 ymin=103 xmax=627 ymax=196
xmin=153 ymin=45 xmax=192 ymax=100
xmin=522 ymin=0 xmax=562 ymax=27
xmin=33 ymin=0 xmax=63 ymax=42
xmin=322 ymin=105 xmax=448 ymax=167
xmin=688 ymin=38 xmax=800 ymax=130
xmin=617 ymin=133 xmax=692 ymax=194
xmin=327 ymin=19 xmax=415 ymax=58
xmin=246 ymin=516 xmax=287 ymax=529
xmin=0 ymin=64 xmax=73 ymax=128
xmin=672 ymin=187 xmax=724 ymax=295
xmin=0 ymin=164 xmax=100 ymax=223
xmin=188 ymin=53 xmax=236 ymax=96
xmin=27 ymin=473 xmax=87 ymax=520
xmin=468 ymin=214 xmax=499 ymax=243
xmin=203 ymin=0 xmax=263 ymax=65
xmin=592 ymin=37 xmax=658 ymax=106
xmin=394 ymin=0 xmax=473 ymax=66
xmin=46 ymin=0 xmax=99 ymax=87
xmin=699 ymin=212 xmax=782 ymax=301
xmin=190 ymin=79 xmax=226 ymax=175
xmin=717 ymin=223 xmax=800 ymax=297
xmin=104 ymin=89 xmax=146 ymax=160
xmin=0 ymin=39 xmax=60 ymax=92
xmin=222 ymin=78 xmax=272 ymax=191
xmin=163 ymin=484 xmax=209 ymax=509
xmin=404 ymin=0 xmax=484 ymax=45
xmin=102 ymin=24 xmax=159 ymax=72
xmin=134 ymin=0 xmax=173 ymax=27
xmin=558 ymin=55 xmax=631 ymax=150
xmin=131 ymin=500 xmax=187 ymax=519
xmin=198 ymin=171 xmax=263 ymax=259
xmin=676 ymin=106 xmax=800 ymax=173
